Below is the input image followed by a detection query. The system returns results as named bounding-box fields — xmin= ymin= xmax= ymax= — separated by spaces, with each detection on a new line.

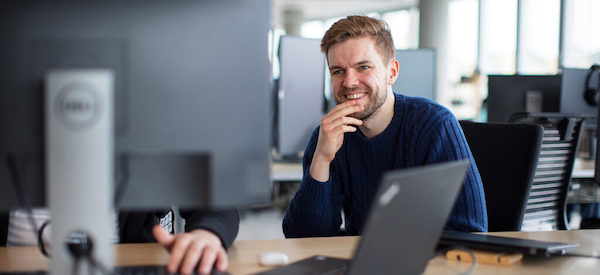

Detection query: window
xmin=518 ymin=0 xmax=560 ymax=74
xmin=383 ymin=8 xmax=420 ymax=49
xmin=563 ymin=0 xmax=600 ymax=68
xmin=300 ymin=10 xmax=420 ymax=50
xmin=447 ymin=0 xmax=480 ymax=119
xmin=300 ymin=20 xmax=326 ymax=39
xmin=480 ymin=0 xmax=518 ymax=75
xmin=269 ymin=27 xmax=286 ymax=80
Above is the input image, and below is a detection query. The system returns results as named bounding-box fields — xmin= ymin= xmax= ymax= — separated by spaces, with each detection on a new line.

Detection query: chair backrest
xmin=0 ymin=212 xmax=7 ymax=246
xmin=460 ymin=120 xmax=544 ymax=232
xmin=509 ymin=113 xmax=589 ymax=231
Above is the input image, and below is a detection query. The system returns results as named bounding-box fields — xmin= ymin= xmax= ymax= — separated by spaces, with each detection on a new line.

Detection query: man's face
xmin=327 ymin=36 xmax=395 ymax=120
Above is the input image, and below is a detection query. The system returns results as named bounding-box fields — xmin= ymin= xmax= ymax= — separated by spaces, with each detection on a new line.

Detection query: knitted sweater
xmin=282 ymin=94 xmax=488 ymax=238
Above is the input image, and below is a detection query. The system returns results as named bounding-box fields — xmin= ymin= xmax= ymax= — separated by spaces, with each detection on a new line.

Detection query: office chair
xmin=509 ymin=112 xmax=590 ymax=231
xmin=460 ymin=120 xmax=544 ymax=232
xmin=0 ymin=212 xmax=7 ymax=246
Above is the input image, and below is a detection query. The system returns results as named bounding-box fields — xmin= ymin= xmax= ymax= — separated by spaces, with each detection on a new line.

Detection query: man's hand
xmin=152 ymin=225 xmax=228 ymax=275
xmin=310 ymin=100 xmax=363 ymax=181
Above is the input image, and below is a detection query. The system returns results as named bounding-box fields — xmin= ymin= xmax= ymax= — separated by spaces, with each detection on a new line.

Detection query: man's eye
xmin=332 ymin=70 xmax=343 ymax=75
xmin=360 ymin=65 xmax=370 ymax=70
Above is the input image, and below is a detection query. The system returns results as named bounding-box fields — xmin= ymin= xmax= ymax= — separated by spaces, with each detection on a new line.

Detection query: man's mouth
xmin=346 ymin=93 xmax=366 ymax=100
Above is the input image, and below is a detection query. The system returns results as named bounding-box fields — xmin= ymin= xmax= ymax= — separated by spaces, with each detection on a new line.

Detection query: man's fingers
xmin=342 ymin=125 xmax=358 ymax=133
xmin=341 ymin=116 xmax=363 ymax=126
xmin=197 ymin=246 xmax=219 ymax=275
xmin=322 ymin=116 xmax=362 ymax=134
xmin=214 ymin=248 xmax=229 ymax=272
xmin=166 ymin=236 xmax=192 ymax=274
xmin=325 ymin=103 xmax=364 ymax=123
xmin=180 ymin=241 xmax=205 ymax=275
xmin=152 ymin=225 xmax=174 ymax=249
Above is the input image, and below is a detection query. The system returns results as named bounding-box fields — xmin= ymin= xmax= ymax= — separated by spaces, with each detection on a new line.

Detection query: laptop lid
xmin=348 ymin=160 xmax=469 ymax=275
xmin=439 ymin=231 xmax=579 ymax=257
xmin=253 ymin=160 xmax=469 ymax=275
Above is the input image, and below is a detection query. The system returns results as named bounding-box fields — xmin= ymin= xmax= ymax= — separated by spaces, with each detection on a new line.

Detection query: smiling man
xmin=282 ymin=15 xmax=487 ymax=237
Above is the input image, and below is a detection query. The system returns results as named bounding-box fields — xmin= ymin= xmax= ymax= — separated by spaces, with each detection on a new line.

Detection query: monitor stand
xmin=46 ymin=69 xmax=115 ymax=274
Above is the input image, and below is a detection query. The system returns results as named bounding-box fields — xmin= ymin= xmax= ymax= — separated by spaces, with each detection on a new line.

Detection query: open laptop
xmin=256 ymin=160 xmax=470 ymax=275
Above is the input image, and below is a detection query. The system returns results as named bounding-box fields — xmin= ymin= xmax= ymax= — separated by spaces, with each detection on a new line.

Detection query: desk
xmin=1 ymin=230 xmax=599 ymax=274
xmin=270 ymin=162 xmax=302 ymax=182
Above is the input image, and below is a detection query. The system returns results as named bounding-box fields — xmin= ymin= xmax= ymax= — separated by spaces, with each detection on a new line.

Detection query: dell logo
xmin=61 ymin=100 xmax=93 ymax=113
xmin=55 ymin=82 xmax=102 ymax=130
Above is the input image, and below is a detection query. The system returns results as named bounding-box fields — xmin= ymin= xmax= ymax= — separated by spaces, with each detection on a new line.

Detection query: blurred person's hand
xmin=153 ymin=225 xmax=228 ymax=275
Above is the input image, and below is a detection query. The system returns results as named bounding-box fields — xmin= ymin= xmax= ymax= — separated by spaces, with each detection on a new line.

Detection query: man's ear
xmin=387 ymin=59 xmax=399 ymax=85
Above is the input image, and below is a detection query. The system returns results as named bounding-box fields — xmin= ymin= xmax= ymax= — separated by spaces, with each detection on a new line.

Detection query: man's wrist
xmin=189 ymin=228 xmax=223 ymax=246
xmin=309 ymin=154 xmax=332 ymax=182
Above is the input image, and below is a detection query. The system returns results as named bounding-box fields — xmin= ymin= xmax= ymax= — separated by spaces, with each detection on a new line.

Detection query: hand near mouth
xmin=309 ymin=100 xmax=363 ymax=182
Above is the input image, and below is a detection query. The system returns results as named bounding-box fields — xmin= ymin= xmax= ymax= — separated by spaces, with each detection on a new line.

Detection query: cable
xmin=37 ymin=220 xmax=51 ymax=257
xmin=5 ymin=156 xmax=50 ymax=258
xmin=87 ymin=255 xmax=114 ymax=275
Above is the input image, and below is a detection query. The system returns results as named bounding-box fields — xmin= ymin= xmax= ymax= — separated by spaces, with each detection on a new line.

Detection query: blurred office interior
xmin=253 ymin=0 xmax=600 ymax=239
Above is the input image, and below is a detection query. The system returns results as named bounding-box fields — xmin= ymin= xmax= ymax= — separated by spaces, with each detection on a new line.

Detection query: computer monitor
xmin=392 ymin=49 xmax=436 ymax=100
xmin=0 ymin=1 xmax=271 ymax=272
xmin=560 ymin=67 xmax=600 ymax=181
xmin=0 ymin=0 xmax=271 ymax=209
xmin=560 ymin=68 xmax=598 ymax=159
xmin=560 ymin=68 xmax=599 ymax=116
xmin=273 ymin=36 xmax=326 ymax=160
xmin=487 ymin=75 xmax=562 ymax=122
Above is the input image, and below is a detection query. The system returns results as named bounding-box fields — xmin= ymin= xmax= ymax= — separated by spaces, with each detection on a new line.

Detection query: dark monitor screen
xmin=560 ymin=68 xmax=599 ymax=116
xmin=487 ymin=75 xmax=562 ymax=122
xmin=0 ymin=0 xmax=272 ymax=210
xmin=274 ymin=36 xmax=325 ymax=158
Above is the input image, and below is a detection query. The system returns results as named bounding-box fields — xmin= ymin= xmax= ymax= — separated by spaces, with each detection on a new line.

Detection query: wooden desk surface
xmin=1 ymin=230 xmax=599 ymax=274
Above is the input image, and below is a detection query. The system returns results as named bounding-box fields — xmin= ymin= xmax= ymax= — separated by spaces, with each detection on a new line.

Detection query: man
xmin=282 ymin=15 xmax=487 ymax=238
xmin=2 ymin=208 xmax=237 ymax=275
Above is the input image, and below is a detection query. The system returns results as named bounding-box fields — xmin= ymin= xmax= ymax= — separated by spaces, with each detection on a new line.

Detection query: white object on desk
xmin=258 ymin=251 xmax=289 ymax=266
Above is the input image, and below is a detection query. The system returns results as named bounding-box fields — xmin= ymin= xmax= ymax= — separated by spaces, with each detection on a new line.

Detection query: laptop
xmin=256 ymin=160 xmax=470 ymax=275
xmin=438 ymin=231 xmax=579 ymax=257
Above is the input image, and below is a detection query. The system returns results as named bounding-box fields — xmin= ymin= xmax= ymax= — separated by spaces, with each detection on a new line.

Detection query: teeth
xmin=346 ymin=93 xmax=364 ymax=100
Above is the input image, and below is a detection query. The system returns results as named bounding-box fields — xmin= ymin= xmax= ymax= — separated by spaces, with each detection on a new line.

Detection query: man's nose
xmin=343 ymin=70 xmax=359 ymax=87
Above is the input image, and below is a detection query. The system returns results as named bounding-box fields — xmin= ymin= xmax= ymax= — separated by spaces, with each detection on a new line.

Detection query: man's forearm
xmin=309 ymin=154 xmax=332 ymax=182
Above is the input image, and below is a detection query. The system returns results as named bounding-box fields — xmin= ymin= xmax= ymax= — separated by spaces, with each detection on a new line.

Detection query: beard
xmin=334 ymin=85 xmax=387 ymax=120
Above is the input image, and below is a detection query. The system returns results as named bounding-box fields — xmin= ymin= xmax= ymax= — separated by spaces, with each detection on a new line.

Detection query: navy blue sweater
xmin=283 ymin=94 xmax=488 ymax=237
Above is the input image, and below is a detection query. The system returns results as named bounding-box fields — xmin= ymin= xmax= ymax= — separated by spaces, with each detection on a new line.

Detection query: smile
xmin=346 ymin=93 xmax=366 ymax=100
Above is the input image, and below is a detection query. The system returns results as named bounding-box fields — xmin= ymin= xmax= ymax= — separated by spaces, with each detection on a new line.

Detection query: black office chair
xmin=0 ymin=212 xmax=8 ymax=246
xmin=509 ymin=112 xmax=589 ymax=231
xmin=460 ymin=120 xmax=544 ymax=232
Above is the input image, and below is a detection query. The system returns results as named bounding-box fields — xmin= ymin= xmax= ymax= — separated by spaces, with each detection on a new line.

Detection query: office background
xmin=241 ymin=0 xmax=600 ymax=240
xmin=271 ymin=0 xmax=599 ymax=119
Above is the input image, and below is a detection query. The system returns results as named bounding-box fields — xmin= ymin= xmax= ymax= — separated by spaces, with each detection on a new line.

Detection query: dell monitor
xmin=0 ymin=0 xmax=271 ymax=273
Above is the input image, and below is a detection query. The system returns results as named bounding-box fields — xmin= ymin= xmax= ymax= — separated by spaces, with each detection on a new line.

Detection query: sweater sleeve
xmin=282 ymin=127 xmax=344 ymax=238
xmin=417 ymin=109 xmax=488 ymax=232
xmin=180 ymin=208 xmax=239 ymax=249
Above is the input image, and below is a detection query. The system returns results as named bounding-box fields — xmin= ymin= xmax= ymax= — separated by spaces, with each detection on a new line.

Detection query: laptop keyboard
xmin=0 ymin=265 xmax=230 ymax=275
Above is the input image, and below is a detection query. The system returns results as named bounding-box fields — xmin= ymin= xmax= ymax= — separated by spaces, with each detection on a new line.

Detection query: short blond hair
xmin=321 ymin=15 xmax=395 ymax=62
